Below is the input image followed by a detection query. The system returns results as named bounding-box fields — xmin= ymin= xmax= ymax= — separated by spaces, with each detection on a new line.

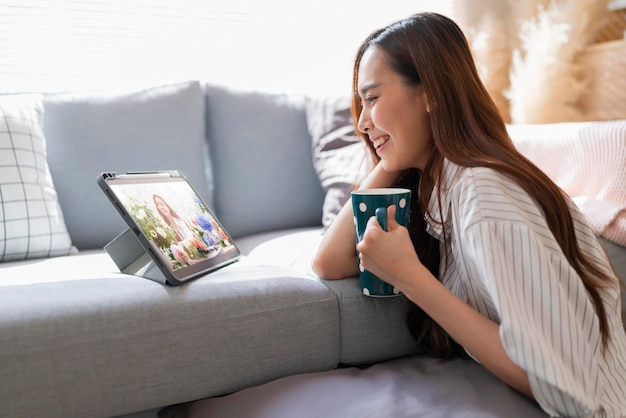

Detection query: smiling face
xmin=154 ymin=195 xmax=172 ymax=219
xmin=356 ymin=46 xmax=433 ymax=171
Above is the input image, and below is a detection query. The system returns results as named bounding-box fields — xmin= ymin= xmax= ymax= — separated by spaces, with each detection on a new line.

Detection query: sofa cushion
xmin=204 ymin=83 xmax=324 ymax=238
xmin=0 ymin=93 xmax=73 ymax=261
xmin=0 ymin=252 xmax=339 ymax=418
xmin=320 ymin=277 xmax=421 ymax=365
xmin=237 ymin=227 xmax=324 ymax=276
xmin=42 ymin=80 xmax=211 ymax=250
xmin=238 ymin=227 xmax=420 ymax=365
xmin=305 ymin=95 xmax=369 ymax=229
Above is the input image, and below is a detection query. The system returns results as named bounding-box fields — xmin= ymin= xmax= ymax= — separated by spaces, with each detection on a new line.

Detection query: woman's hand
xmin=356 ymin=204 xmax=427 ymax=292
xmin=359 ymin=205 xmax=533 ymax=399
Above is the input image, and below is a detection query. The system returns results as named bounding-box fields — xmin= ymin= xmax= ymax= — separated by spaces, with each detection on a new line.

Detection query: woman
xmin=153 ymin=194 xmax=195 ymax=242
xmin=312 ymin=12 xmax=626 ymax=417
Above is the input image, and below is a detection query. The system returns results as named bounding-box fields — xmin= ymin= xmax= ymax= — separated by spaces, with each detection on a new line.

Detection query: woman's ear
xmin=415 ymin=86 xmax=431 ymax=113
xmin=423 ymin=91 xmax=431 ymax=113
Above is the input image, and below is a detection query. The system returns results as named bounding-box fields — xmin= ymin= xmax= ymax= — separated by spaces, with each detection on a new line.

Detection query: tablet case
xmin=105 ymin=227 xmax=167 ymax=284
xmin=98 ymin=170 xmax=240 ymax=286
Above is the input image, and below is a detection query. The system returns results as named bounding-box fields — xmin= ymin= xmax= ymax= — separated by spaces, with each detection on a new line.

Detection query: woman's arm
xmin=404 ymin=266 xmax=533 ymax=398
xmin=357 ymin=206 xmax=533 ymax=398
xmin=312 ymin=163 xmax=399 ymax=280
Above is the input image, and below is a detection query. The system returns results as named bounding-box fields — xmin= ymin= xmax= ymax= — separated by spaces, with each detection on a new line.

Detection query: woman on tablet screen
xmin=153 ymin=194 xmax=195 ymax=242
xmin=310 ymin=12 xmax=626 ymax=417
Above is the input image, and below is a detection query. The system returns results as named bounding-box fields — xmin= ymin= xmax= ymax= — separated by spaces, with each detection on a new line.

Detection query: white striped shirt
xmin=426 ymin=161 xmax=626 ymax=417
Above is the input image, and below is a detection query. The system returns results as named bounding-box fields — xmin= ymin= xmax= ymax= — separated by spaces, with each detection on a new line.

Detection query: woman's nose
xmin=357 ymin=110 xmax=372 ymax=133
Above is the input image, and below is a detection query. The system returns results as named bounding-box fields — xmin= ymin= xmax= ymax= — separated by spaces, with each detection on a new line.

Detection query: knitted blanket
xmin=508 ymin=120 xmax=626 ymax=247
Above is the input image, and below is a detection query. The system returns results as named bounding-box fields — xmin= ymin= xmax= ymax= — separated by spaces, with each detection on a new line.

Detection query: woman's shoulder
xmin=442 ymin=162 xmax=543 ymax=223
xmin=429 ymin=161 xmax=540 ymax=236
xmin=438 ymin=161 xmax=520 ymax=206
xmin=445 ymin=163 xmax=522 ymax=196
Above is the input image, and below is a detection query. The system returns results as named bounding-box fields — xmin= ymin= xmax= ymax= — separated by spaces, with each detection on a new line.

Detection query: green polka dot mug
xmin=351 ymin=188 xmax=411 ymax=297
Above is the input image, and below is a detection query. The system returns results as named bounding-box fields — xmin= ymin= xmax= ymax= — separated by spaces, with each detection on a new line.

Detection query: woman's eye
xmin=364 ymin=96 xmax=377 ymax=104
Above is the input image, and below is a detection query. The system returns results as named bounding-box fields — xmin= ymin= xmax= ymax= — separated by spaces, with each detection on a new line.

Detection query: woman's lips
xmin=372 ymin=135 xmax=389 ymax=150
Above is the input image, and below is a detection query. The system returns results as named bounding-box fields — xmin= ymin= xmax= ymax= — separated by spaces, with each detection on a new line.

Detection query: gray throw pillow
xmin=305 ymin=96 xmax=370 ymax=229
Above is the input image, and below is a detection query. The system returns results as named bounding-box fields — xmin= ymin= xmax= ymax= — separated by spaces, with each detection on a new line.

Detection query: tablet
xmin=98 ymin=170 xmax=240 ymax=285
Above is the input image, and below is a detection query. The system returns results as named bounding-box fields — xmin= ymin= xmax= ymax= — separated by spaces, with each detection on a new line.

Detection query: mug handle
xmin=375 ymin=207 xmax=387 ymax=232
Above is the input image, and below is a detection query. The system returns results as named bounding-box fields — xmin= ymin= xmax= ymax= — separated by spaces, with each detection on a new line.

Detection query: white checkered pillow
xmin=0 ymin=94 xmax=73 ymax=261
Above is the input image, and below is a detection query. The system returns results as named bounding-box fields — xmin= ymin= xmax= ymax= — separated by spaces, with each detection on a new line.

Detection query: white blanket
xmin=183 ymin=355 xmax=545 ymax=418
xmin=508 ymin=120 xmax=626 ymax=247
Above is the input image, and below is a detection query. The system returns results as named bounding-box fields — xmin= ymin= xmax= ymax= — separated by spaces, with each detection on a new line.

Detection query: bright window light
xmin=0 ymin=1 xmax=454 ymax=95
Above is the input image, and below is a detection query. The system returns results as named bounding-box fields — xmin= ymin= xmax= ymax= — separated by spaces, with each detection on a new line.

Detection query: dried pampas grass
xmin=507 ymin=0 xmax=610 ymax=123
xmin=511 ymin=0 xmax=551 ymax=28
xmin=470 ymin=13 xmax=513 ymax=122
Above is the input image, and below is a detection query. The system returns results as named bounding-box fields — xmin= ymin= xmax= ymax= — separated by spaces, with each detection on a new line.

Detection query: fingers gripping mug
xmin=351 ymin=188 xmax=411 ymax=297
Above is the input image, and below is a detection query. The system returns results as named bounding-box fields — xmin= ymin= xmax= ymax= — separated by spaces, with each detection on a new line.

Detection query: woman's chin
xmin=380 ymin=159 xmax=404 ymax=173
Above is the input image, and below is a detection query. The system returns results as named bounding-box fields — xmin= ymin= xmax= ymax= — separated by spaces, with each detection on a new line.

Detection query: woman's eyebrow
xmin=359 ymin=82 xmax=380 ymax=96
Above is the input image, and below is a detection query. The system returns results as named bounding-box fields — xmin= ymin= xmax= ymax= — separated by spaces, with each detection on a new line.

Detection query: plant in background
xmin=191 ymin=196 xmax=230 ymax=247
xmin=126 ymin=197 xmax=177 ymax=249
xmin=507 ymin=0 xmax=610 ymax=123
xmin=170 ymin=242 xmax=191 ymax=268
xmin=195 ymin=214 xmax=213 ymax=232
xmin=195 ymin=214 xmax=222 ymax=246
xmin=193 ymin=195 xmax=206 ymax=212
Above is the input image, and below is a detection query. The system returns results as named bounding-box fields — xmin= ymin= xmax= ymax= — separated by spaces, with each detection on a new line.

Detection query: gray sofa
xmin=0 ymin=80 xmax=624 ymax=418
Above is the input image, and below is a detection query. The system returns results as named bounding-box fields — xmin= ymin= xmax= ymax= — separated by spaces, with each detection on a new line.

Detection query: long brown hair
xmin=351 ymin=12 xmax=615 ymax=359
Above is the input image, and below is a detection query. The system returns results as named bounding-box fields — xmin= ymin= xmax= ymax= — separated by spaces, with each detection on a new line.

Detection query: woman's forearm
xmin=312 ymin=200 xmax=360 ymax=279
xmin=312 ymin=163 xmax=399 ymax=280
xmin=401 ymin=264 xmax=533 ymax=398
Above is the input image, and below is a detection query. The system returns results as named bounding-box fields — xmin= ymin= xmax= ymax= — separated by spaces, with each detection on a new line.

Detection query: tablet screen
xmin=100 ymin=172 xmax=239 ymax=282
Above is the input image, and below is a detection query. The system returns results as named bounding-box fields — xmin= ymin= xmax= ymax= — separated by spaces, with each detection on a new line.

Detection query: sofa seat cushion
xmin=237 ymin=227 xmax=421 ymax=365
xmin=236 ymin=227 xmax=325 ymax=277
xmin=319 ymin=277 xmax=421 ymax=365
xmin=0 ymin=252 xmax=339 ymax=418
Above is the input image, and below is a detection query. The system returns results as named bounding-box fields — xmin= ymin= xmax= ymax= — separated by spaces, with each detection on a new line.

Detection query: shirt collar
xmin=426 ymin=159 xmax=464 ymax=240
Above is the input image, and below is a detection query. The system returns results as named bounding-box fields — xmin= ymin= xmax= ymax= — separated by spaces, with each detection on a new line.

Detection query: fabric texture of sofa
xmin=0 ymin=80 xmax=625 ymax=418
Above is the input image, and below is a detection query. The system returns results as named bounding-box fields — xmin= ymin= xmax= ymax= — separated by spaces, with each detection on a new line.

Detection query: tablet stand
xmin=104 ymin=228 xmax=168 ymax=284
